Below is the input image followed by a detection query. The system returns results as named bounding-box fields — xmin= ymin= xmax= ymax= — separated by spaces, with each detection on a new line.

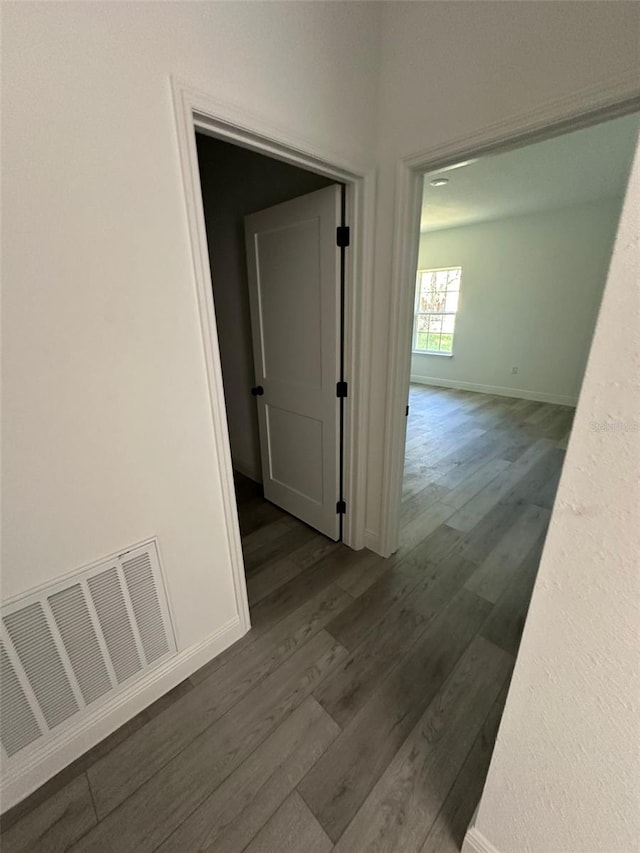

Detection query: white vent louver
xmin=0 ymin=540 xmax=175 ymax=759
xmin=0 ymin=643 xmax=42 ymax=757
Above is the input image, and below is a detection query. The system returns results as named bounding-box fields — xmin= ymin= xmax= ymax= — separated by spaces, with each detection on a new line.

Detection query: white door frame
xmin=378 ymin=81 xmax=640 ymax=557
xmin=171 ymin=78 xmax=375 ymax=628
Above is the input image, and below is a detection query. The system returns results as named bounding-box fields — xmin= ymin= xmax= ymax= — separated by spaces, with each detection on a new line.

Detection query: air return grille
xmin=4 ymin=603 xmax=79 ymax=730
xmin=49 ymin=584 xmax=112 ymax=705
xmin=0 ymin=540 xmax=175 ymax=759
xmin=0 ymin=642 xmax=42 ymax=757
xmin=88 ymin=568 xmax=142 ymax=685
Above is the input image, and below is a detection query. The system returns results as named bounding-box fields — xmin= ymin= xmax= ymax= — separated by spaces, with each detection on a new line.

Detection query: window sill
xmin=412 ymin=351 xmax=453 ymax=358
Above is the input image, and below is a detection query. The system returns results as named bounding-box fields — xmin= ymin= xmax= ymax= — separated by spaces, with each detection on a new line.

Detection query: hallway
xmin=1 ymin=385 xmax=572 ymax=852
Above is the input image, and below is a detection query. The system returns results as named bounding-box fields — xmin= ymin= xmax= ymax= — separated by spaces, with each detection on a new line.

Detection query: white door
xmin=244 ymin=185 xmax=342 ymax=540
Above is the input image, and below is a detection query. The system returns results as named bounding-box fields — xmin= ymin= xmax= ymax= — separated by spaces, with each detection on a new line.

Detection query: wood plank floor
xmin=0 ymin=384 xmax=573 ymax=852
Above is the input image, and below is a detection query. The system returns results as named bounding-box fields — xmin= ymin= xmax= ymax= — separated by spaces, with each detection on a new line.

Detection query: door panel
xmin=257 ymin=219 xmax=323 ymax=387
xmin=245 ymin=185 xmax=341 ymax=539
xmin=266 ymin=408 xmax=323 ymax=501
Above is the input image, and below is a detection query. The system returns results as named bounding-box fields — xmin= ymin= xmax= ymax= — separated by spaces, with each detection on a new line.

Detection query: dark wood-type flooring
xmin=0 ymin=385 xmax=573 ymax=852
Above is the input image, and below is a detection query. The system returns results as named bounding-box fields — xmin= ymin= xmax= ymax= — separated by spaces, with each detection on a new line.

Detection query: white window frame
xmin=412 ymin=266 xmax=462 ymax=356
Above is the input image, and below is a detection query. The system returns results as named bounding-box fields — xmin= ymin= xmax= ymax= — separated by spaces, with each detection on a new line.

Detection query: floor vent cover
xmin=0 ymin=540 xmax=175 ymax=759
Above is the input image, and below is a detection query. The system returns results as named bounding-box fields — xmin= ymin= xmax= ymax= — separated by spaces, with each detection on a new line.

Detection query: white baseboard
xmin=1 ymin=615 xmax=246 ymax=812
xmin=462 ymin=826 xmax=502 ymax=853
xmin=232 ymin=458 xmax=262 ymax=484
xmin=410 ymin=374 xmax=577 ymax=407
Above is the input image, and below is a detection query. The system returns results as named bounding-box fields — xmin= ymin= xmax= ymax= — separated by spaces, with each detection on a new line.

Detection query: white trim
xmin=379 ymin=157 xmax=422 ymax=557
xmin=409 ymin=375 xmax=577 ymax=407
xmin=404 ymin=69 xmax=640 ymax=171
xmin=363 ymin=528 xmax=380 ymax=553
xmin=171 ymin=78 xmax=373 ymax=552
xmin=344 ymin=165 xmax=377 ymax=551
xmin=171 ymin=81 xmax=251 ymax=635
xmin=0 ymin=616 xmax=244 ymax=811
xmin=378 ymin=77 xmax=640 ymax=557
xmin=461 ymin=826 xmax=502 ymax=853
xmin=1 ymin=537 xmax=165 ymax=608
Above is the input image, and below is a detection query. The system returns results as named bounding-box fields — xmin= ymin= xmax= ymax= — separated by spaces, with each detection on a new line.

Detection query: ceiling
xmin=421 ymin=113 xmax=639 ymax=232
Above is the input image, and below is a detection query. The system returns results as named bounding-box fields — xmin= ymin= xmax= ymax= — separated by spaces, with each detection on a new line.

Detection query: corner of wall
xmin=462 ymin=827 xmax=502 ymax=853
xmin=363 ymin=528 xmax=382 ymax=555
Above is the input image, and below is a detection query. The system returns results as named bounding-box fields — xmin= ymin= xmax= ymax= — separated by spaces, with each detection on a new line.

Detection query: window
xmin=413 ymin=266 xmax=462 ymax=355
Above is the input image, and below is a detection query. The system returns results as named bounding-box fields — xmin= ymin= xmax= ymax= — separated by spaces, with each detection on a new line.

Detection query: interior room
xmin=2 ymin=3 xmax=639 ymax=853
xmin=393 ymin=120 xmax=639 ymax=766
xmin=402 ymin=113 xmax=639 ymax=548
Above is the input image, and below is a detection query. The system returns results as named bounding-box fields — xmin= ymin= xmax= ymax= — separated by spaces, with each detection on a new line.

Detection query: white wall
xmin=364 ymin=0 xmax=640 ymax=544
xmin=3 ymin=0 xmax=640 ymax=816
xmin=411 ymin=199 xmax=623 ymax=405
xmin=1 ymin=0 xmax=380 ymax=800
xmin=463 ymin=137 xmax=640 ymax=853
xmin=196 ymin=134 xmax=334 ymax=482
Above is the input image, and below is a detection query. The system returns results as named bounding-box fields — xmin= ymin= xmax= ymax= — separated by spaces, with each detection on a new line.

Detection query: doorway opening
xmin=172 ymin=79 xmax=374 ymax=636
xmin=172 ymin=80 xmax=373 ymax=633
xmin=381 ymin=100 xmax=640 ymax=558
xmin=383 ymin=109 xmax=638 ymax=849
xmin=194 ymin=132 xmax=349 ymax=613
xmin=399 ymin=111 xmax=639 ymax=556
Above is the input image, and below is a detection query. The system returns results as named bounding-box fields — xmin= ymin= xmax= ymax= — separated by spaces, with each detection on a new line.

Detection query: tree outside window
xmin=413 ymin=267 xmax=462 ymax=355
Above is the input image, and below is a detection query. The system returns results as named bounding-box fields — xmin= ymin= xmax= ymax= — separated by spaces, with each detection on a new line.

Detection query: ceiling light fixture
xmin=429 ymin=178 xmax=449 ymax=187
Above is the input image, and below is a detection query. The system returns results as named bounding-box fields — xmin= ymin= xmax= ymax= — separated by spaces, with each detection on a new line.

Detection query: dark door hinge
xmin=337 ymin=381 xmax=348 ymax=398
xmin=336 ymin=499 xmax=346 ymax=514
xmin=336 ymin=225 xmax=350 ymax=248
xmin=405 ymin=404 xmax=410 ymax=416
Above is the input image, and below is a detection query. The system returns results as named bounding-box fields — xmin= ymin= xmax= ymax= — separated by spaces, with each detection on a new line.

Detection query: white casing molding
xmin=171 ymin=78 xmax=375 ymax=553
xmin=379 ymin=72 xmax=640 ymax=557
xmin=409 ymin=375 xmax=578 ymax=407
xmin=0 ymin=616 xmax=244 ymax=811
xmin=363 ymin=529 xmax=380 ymax=553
